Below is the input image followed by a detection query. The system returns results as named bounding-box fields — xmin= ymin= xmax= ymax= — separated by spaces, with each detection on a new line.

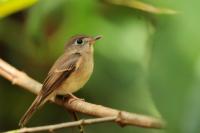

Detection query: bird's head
xmin=65 ymin=35 xmax=102 ymax=53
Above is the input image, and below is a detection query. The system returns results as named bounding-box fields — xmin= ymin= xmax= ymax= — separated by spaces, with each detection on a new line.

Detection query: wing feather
xmin=40 ymin=53 xmax=82 ymax=100
xmin=19 ymin=53 xmax=82 ymax=127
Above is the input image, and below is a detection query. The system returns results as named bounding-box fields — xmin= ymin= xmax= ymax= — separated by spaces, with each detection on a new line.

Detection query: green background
xmin=0 ymin=0 xmax=200 ymax=133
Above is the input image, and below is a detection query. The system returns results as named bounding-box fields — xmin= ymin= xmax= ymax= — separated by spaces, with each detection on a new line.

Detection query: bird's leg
xmin=67 ymin=93 xmax=83 ymax=100
xmin=55 ymin=95 xmax=68 ymax=103
xmin=67 ymin=93 xmax=85 ymax=104
xmin=55 ymin=93 xmax=84 ymax=104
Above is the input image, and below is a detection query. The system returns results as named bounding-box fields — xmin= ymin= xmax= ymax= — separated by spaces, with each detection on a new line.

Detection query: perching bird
xmin=19 ymin=35 xmax=102 ymax=127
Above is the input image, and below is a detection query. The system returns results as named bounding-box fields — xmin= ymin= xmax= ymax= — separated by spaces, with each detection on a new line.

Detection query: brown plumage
xmin=19 ymin=35 xmax=102 ymax=127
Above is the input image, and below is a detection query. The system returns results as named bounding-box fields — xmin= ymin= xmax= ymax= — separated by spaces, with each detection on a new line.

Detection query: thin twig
xmin=4 ymin=116 xmax=117 ymax=133
xmin=106 ymin=0 xmax=177 ymax=14
xmin=0 ymin=58 xmax=165 ymax=129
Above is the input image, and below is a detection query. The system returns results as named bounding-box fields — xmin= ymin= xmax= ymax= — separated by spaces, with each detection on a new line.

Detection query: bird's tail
xmin=19 ymin=95 xmax=43 ymax=127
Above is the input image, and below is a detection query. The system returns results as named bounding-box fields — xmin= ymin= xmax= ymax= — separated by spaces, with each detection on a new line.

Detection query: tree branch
xmin=4 ymin=116 xmax=117 ymax=133
xmin=0 ymin=58 xmax=165 ymax=129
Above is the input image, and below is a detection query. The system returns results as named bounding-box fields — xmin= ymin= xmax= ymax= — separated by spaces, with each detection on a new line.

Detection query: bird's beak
xmin=89 ymin=35 xmax=102 ymax=45
xmin=94 ymin=35 xmax=102 ymax=41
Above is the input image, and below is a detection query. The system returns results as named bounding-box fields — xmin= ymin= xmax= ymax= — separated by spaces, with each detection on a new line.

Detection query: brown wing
xmin=40 ymin=52 xmax=82 ymax=100
xmin=19 ymin=53 xmax=82 ymax=127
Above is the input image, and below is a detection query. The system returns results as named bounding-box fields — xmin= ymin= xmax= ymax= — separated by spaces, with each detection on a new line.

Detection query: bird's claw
xmin=67 ymin=93 xmax=85 ymax=104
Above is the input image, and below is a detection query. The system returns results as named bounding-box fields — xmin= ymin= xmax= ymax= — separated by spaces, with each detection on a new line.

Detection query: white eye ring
xmin=75 ymin=38 xmax=85 ymax=45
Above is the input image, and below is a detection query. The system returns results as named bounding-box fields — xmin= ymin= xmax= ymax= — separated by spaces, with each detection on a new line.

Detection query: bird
xmin=19 ymin=35 xmax=102 ymax=127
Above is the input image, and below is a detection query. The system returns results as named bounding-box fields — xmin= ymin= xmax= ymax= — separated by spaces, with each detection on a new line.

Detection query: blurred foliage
xmin=0 ymin=0 xmax=199 ymax=133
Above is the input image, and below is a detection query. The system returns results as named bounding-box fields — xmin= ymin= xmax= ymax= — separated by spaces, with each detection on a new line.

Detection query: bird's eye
xmin=75 ymin=38 xmax=84 ymax=45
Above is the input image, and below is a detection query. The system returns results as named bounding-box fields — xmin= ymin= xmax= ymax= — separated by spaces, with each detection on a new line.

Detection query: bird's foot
xmin=67 ymin=93 xmax=85 ymax=104
xmin=56 ymin=93 xmax=84 ymax=104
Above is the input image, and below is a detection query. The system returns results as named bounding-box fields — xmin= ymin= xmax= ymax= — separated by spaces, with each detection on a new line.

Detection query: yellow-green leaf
xmin=0 ymin=0 xmax=38 ymax=18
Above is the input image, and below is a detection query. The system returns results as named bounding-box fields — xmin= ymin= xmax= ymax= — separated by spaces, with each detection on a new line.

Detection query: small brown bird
xmin=19 ymin=35 xmax=102 ymax=127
